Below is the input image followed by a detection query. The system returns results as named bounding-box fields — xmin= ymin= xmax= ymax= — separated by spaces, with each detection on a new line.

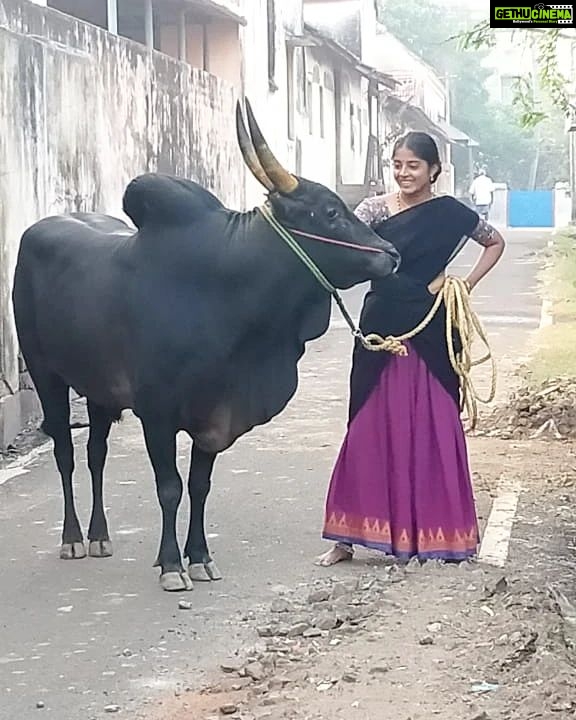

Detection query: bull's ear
xmin=236 ymin=101 xmax=275 ymax=191
xmin=244 ymin=99 xmax=298 ymax=194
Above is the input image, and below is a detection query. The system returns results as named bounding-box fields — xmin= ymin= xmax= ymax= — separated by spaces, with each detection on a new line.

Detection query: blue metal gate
xmin=508 ymin=190 xmax=554 ymax=228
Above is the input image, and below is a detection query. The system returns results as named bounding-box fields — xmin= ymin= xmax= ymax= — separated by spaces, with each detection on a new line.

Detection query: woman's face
xmin=393 ymin=146 xmax=438 ymax=196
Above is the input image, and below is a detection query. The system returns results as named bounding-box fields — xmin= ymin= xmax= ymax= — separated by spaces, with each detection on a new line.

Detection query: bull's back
xmin=13 ymin=214 xmax=136 ymax=407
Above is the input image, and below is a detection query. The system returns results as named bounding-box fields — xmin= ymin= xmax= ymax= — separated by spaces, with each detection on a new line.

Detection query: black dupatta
xmin=348 ymin=196 xmax=479 ymax=422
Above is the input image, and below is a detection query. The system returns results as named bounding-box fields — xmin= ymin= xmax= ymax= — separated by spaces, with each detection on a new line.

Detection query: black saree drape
xmin=348 ymin=196 xmax=479 ymax=422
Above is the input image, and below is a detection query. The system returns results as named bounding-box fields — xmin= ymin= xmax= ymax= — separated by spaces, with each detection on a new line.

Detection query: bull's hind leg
xmin=35 ymin=374 xmax=85 ymax=559
xmin=184 ymin=446 xmax=222 ymax=582
xmin=86 ymin=401 xmax=114 ymax=558
xmin=141 ymin=420 xmax=193 ymax=592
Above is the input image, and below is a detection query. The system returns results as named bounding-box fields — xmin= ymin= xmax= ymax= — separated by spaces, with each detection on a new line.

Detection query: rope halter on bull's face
xmin=235 ymin=99 xmax=386 ymax=343
xmin=235 ymin=99 xmax=496 ymax=429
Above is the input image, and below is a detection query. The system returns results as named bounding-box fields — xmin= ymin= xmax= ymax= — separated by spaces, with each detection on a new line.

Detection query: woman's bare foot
xmin=315 ymin=543 xmax=354 ymax=567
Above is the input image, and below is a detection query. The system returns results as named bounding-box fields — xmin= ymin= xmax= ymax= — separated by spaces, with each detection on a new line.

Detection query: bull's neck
xmin=233 ymin=208 xmax=331 ymax=323
xmin=247 ymin=208 xmax=328 ymax=294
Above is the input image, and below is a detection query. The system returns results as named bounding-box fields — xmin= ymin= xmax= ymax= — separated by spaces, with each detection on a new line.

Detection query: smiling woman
xmin=317 ymin=131 xmax=506 ymax=567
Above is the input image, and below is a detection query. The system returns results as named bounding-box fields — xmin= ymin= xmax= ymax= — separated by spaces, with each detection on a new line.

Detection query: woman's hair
xmin=392 ymin=132 xmax=442 ymax=183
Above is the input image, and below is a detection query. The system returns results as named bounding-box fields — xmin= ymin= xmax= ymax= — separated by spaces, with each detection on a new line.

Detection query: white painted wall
xmin=298 ymin=47 xmax=369 ymax=190
xmin=339 ymin=71 xmax=369 ymax=185
xmin=372 ymin=27 xmax=447 ymax=123
xmin=358 ymin=0 xmax=380 ymax=67
xmin=299 ymin=48 xmax=337 ymax=188
xmin=241 ymin=0 xmax=304 ymax=208
xmin=242 ymin=0 xmax=375 ymax=203
xmin=555 ymin=181 xmax=572 ymax=228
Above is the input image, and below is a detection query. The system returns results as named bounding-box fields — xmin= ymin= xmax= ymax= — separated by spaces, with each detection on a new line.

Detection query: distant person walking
xmin=469 ymin=169 xmax=495 ymax=221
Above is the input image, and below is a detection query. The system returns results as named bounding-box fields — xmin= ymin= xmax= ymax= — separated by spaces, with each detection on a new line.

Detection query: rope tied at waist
xmin=359 ymin=276 xmax=496 ymax=430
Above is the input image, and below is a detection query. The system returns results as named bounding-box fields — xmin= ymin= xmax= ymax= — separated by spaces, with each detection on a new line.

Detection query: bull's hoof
xmin=89 ymin=540 xmax=113 ymax=558
xmin=188 ymin=561 xmax=223 ymax=582
xmin=160 ymin=571 xmax=194 ymax=592
xmin=60 ymin=542 xmax=87 ymax=560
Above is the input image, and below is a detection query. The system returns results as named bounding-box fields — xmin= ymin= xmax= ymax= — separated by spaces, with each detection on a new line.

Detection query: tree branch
xmin=457 ymin=23 xmax=575 ymax=127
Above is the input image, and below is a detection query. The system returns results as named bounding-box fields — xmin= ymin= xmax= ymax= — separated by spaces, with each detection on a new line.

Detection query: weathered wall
xmin=0 ymin=0 xmax=245 ymax=448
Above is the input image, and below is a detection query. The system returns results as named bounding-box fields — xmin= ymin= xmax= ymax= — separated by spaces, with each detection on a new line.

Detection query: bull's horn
xmin=235 ymin=101 xmax=275 ymax=192
xmin=244 ymin=98 xmax=299 ymax=194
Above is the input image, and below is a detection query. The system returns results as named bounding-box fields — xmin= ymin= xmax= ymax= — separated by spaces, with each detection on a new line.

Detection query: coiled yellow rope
xmin=360 ymin=276 xmax=496 ymax=429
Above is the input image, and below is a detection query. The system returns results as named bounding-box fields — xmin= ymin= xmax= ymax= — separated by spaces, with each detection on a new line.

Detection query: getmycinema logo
xmin=491 ymin=2 xmax=575 ymax=27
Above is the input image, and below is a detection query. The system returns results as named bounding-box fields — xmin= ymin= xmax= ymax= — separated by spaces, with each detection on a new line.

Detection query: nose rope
xmin=287 ymin=228 xmax=385 ymax=253
xmin=258 ymin=204 xmax=366 ymax=336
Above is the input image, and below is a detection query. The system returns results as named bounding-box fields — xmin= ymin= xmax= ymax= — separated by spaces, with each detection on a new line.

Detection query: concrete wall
xmin=372 ymin=28 xmax=447 ymax=123
xmin=490 ymin=184 xmax=509 ymax=228
xmin=339 ymin=70 xmax=369 ymax=185
xmin=242 ymin=0 xmax=304 ymax=207
xmin=0 ymin=0 xmax=245 ymax=449
xmin=159 ymin=17 xmax=242 ymax=89
xmin=555 ymin=182 xmax=572 ymax=228
xmin=299 ymin=47 xmax=338 ymax=188
xmin=205 ymin=19 xmax=242 ymax=88
xmin=483 ymin=184 xmax=571 ymax=229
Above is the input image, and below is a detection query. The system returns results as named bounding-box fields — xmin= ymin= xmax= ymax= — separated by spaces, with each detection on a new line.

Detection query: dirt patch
xmin=477 ymin=378 xmax=576 ymax=443
xmin=468 ymin=435 xmax=576 ymax=492
xmin=136 ymin=564 xmax=576 ymax=720
xmin=137 ymin=687 xmax=251 ymax=720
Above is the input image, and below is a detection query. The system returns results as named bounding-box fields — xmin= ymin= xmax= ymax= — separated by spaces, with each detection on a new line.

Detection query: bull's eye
xmin=326 ymin=208 xmax=339 ymax=220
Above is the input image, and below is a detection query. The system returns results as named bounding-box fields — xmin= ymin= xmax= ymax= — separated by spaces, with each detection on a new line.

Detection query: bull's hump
xmin=122 ymin=174 xmax=224 ymax=230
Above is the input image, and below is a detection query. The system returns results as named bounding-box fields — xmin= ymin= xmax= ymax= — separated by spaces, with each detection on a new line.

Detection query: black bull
xmin=12 ymin=100 xmax=400 ymax=592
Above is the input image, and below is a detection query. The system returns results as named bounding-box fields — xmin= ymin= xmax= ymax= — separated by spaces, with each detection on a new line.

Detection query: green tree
xmin=461 ymin=23 xmax=574 ymax=127
xmin=376 ymin=0 xmax=569 ymax=190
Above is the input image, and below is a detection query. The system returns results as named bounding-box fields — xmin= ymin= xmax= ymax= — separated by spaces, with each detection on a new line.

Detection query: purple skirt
xmin=323 ymin=343 xmax=478 ymax=561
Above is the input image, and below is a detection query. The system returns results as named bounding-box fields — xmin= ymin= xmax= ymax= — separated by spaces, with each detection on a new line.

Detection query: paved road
xmin=0 ymin=228 xmax=550 ymax=720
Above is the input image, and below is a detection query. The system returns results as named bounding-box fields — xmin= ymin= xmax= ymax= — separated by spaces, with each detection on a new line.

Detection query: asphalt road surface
xmin=0 ymin=228 xmax=550 ymax=720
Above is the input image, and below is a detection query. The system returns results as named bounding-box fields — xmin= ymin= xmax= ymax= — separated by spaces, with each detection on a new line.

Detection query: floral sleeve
xmin=470 ymin=219 xmax=498 ymax=247
xmin=354 ymin=195 xmax=391 ymax=227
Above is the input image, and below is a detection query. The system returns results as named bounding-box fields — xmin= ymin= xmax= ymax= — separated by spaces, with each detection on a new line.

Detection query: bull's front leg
xmin=141 ymin=419 xmax=193 ymax=592
xmin=184 ymin=445 xmax=222 ymax=582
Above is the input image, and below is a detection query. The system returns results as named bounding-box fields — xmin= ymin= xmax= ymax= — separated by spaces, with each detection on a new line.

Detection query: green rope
xmin=257 ymin=204 xmax=362 ymax=339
